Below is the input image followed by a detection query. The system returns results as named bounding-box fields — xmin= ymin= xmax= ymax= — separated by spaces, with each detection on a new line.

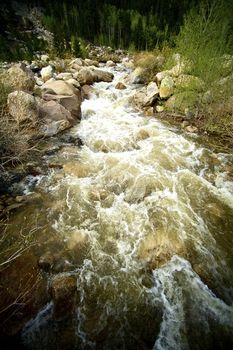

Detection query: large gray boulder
xmin=42 ymin=93 xmax=81 ymax=120
xmin=41 ymin=65 xmax=53 ymax=82
xmin=7 ymin=91 xmax=38 ymax=123
xmin=144 ymin=82 xmax=159 ymax=106
xmin=7 ymin=63 xmax=35 ymax=91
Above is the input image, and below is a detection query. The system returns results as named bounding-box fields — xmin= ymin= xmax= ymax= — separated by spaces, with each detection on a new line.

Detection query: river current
xmin=3 ymin=64 xmax=233 ymax=349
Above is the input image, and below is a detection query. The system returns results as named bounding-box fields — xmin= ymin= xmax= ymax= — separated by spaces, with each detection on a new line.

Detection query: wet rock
xmin=63 ymin=162 xmax=90 ymax=177
xmin=136 ymin=129 xmax=150 ymax=140
xmin=92 ymin=69 xmax=114 ymax=83
xmin=7 ymin=91 xmax=39 ymax=123
xmin=38 ymin=251 xmax=55 ymax=271
xmin=26 ymin=162 xmax=43 ymax=176
xmin=82 ymin=84 xmax=94 ymax=99
xmin=41 ymin=65 xmax=53 ymax=82
xmin=42 ymin=93 xmax=81 ymax=120
xmin=115 ymin=82 xmax=126 ymax=90
xmin=129 ymin=67 xmax=146 ymax=84
xmin=48 ymin=163 xmax=63 ymax=169
xmin=144 ymin=107 xmax=154 ymax=116
xmin=7 ymin=63 xmax=35 ymax=91
xmin=41 ymin=80 xmax=78 ymax=96
xmin=106 ymin=60 xmax=115 ymax=67
xmin=50 ymin=273 xmax=77 ymax=320
xmin=159 ymin=76 xmax=174 ymax=98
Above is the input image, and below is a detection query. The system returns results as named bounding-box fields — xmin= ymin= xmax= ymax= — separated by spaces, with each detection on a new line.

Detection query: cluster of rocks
xmin=128 ymin=53 xmax=204 ymax=133
xmin=5 ymin=55 xmax=115 ymax=138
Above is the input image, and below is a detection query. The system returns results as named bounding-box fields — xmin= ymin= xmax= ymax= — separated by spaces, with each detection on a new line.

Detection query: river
xmin=1 ymin=63 xmax=233 ymax=349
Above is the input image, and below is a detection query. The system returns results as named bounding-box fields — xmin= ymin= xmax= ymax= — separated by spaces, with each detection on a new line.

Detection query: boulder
xmin=129 ymin=67 xmax=146 ymax=84
xmin=165 ymin=91 xmax=199 ymax=113
xmin=41 ymin=80 xmax=78 ymax=96
xmin=41 ymin=119 xmax=71 ymax=137
xmin=155 ymin=70 xmax=171 ymax=83
xmin=144 ymin=82 xmax=159 ymax=106
xmin=66 ymin=78 xmax=81 ymax=89
xmin=70 ymin=58 xmax=84 ymax=68
xmin=115 ymin=82 xmax=126 ymax=90
xmin=129 ymin=88 xmax=147 ymax=109
xmin=156 ymin=105 xmax=164 ymax=113
xmin=41 ymin=65 xmax=53 ymax=82
xmin=7 ymin=63 xmax=35 ymax=91
xmin=159 ymin=76 xmax=174 ymax=98
xmin=75 ymin=68 xmax=95 ymax=85
xmin=82 ymin=85 xmax=94 ymax=99
xmin=39 ymin=100 xmax=75 ymax=124
xmin=84 ymin=58 xmax=99 ymax=67
xmin=92 ymin=69 xmax=114 ymax=82
xmin=56 ymin=72 xmax=73 ymax=80
xmin=38 ymin=251 xmax=54 ymax=271
xmin=7 ymin=91 xmax=38 ymax=123
xmin=42 ymin=93 xmax=81 ymax=119
xmin=106 ymin=60 xmax=115 ymax=67
xmin=50 ymin=273 xmax=77 ymax=320
xmin=63 ymin=162 xmax=91 ymax=177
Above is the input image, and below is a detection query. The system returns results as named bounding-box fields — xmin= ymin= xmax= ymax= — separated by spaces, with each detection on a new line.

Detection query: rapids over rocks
xmin=2 ymin=64 xmax=233 ymax=349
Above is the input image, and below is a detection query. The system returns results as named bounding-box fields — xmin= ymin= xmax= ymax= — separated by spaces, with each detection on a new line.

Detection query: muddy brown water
xmin=1 ymin=65 xmax=233 ymax=350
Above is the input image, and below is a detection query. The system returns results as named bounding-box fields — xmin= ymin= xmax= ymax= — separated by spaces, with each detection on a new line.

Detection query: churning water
xmin=19 ymin=65 xmax=233 ymax=349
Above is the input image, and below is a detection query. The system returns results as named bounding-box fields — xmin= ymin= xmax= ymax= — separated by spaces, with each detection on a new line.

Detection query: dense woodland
xmin=1 ymin=0 xmax=232 ymax=60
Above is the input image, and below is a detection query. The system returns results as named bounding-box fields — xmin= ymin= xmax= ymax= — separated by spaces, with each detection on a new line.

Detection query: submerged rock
xmin=50 ymin=273 xmax=77 ymax=320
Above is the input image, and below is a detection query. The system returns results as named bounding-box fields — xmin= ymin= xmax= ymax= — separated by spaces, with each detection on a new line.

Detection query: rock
xmin=63 ymin=162 xmax=90 ymax=177
xmin=155 ymin=71 xmax=171 ymax=83
xmin=182 ymin=121 xmax=189 ymax=128
xmin=129 ymin=67 xmax=146 ymax=84
xmin=82 ymin=85 xmax=94 ymax=99
xmin=70 ymin=58 xmax=84 ymax=68
xmin=39 ymin=100 xmax=74 ymax=123
xmin=176 ymin=74 xmax=204 ymax=91
xmin=159 ymin=76 xmax=174 ymax=98
xmin=106 ymin=60 xmax=115 ymax=67
xmin=35 ymin=77 xmax=44 ymax=86
xmin=41 ymin=65 xmax=53 ymax=82
xmin=38 ymin=251 xmax=54 ymax=271
xmin=186 ymin=125 xmax=198 ymax=133
xmin=41 ymin=54 xmax=50 ymax=62
xmin=56 ymin=72 xmax=73 ymax=80
xmin=8 ymin=63 xmax=35 ymax=91
xmin=84 ymin=58 xmax=99 ymax=67
xmin=42 ymin=93 xmax=81 ymax=119
xmin=50 ymin=273 xmax=77 ymax=320
xmin=136 ymin=129 xmax=150 ymax=140
xmin=144 ymin=107 xmax=154 ymax=116
xmin=144 ymin=81 xmax=159 ymax=106
xmin=165 ymin=91 xmax=199 ymax=113
xmin=115 ymin=82 xmax=126 ymax=90
xmin=66 ymin=78 xmax=80 ymax=89
xmin=75 ymin=68 xmax=95 ymax=85
xmin=92 ymin=69 xmax=114 ymax=82
xmin=129 ymin=88 xmax=147 ymax=109
xmin=41 ymin=120 xmax=71 ymax=136
xmin=7 ymin=91 xmax=38 ymax=123
xmin=41 ymin=80 xmax=78 ymax=96
xmin=156 ymin=105 xmax=164 ymax=113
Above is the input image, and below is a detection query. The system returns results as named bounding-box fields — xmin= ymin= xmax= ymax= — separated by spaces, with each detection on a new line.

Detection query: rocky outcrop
xmin=7 ymin=91 xmax=38 ymax=123
xmin=8 ymin=63 xmax=35 ymax=91
xmin=115 ymin=82 xmax=126 ymax=90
